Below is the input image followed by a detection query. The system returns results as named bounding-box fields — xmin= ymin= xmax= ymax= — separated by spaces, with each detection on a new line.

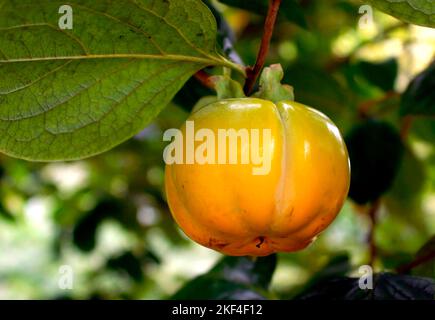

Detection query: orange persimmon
xmin=165 ymin=98 xmax=350 ymax=256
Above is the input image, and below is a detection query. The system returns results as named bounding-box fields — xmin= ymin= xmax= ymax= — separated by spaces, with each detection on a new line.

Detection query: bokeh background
xmin=0 ymin=0 xmax=434 ymax=299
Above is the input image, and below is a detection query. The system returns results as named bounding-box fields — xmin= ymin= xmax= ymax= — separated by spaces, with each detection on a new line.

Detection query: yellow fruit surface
xmin=165 ymin=98 xmax=350 ymax=256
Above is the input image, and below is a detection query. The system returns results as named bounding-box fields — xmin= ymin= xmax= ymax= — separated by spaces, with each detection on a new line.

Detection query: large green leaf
xmin=172 ymin=255 xmax=277 ymax=300
xmin=355 ymin=58 xmax=399 ymax=92
xmin=366 ymin=0 xmax=435 ymax=28
xmin=297 ymin=273 xmax=435 ymax=300
xmin=284 ymin=63 xmax=354 ymax=131
xmin=203 ymin=0 xmax=244 ymax=65
xmin=345 ymin=120 xmax=404 ymax=204
xmin=290 ymin=254 xmax=352 ymax=298
xmin=384 ymin=147 xmax=427 ymax=225
xmin=0 ymin=0 xmax=241 ymax=161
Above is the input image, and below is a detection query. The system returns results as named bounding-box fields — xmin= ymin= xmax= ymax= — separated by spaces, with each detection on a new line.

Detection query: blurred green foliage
xmin=0 ymin=0 xmax=434 ymax=299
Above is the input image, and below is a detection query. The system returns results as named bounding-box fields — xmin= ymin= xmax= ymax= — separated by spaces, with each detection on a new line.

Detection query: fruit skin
xmin=165 ymin=98 xmax=350 ymax=256
xmin=345 ymin=120 xmax=404 ymax=205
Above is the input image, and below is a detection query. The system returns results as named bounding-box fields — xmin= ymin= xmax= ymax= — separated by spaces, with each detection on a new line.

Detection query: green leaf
xmin=400 ymin=62 xmax=435 ymax=116
xmin=345 ymin=120 xmax=404 ymax=204
xmin=284 ymin=63 xmax=354 ymax=131
xmin=172 ymin=255 xmax=277 ymax=299
xmin=297 ymin=273 xmax=435 ymax=300
xmin=412 ymin=118 xmax=435 ymax=143
xmin=72 ymin=211 xmax=101 ymax=252
xmin=203 ymin=0 xmax=244 ymax=65
xmin=307 ymin=254 xmax=352 ymax=285
xmin=105 ymin=250 xmax=158 ymax=282
xmin=383 ymin=147 xmax=427 ymax=227
xmin=0 ymin=0 xmax=241 ymax=161
xmin=366 ymin=0 xmax=435 ymax=28
xmin=292 ymin=254 xmax=352 ymax=298
xmin=280 ymin=0 xmax=308 ymax=29
xmin=72 ymin=197 xmax=123 ymax=252
xmin=373 ymin=273 xmax=434 ymax=300
xmin=355 ymin=58 xmax=398 ymax=92
xmin=380 ymin=252 xmax=415 ymax=270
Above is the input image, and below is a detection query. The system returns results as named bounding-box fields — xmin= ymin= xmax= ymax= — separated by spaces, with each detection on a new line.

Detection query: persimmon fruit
xmin=165 ymin=98 xmax=350 ymax=256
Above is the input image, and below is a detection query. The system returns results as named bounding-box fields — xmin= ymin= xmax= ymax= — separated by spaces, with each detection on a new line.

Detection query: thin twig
xmin=368 ymin=199 xmax=381 ymax=267
xmin=357 ymin=91 xmax=399 ymax=118
xmin=400 ymin=115 xmax=414 ymax=141
xmin=396 ymin=251 xmax=435 ymax=274
xmin=243 ymin=0 xmax=282 ymax=95
xmin=194 ymin=70 xmax=215 ymax=89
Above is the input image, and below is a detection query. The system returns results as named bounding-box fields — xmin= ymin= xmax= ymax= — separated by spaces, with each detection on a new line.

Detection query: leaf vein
xmin=68 ymin=2 xmax=166 ymax=55
xmin=129 ymin=0 xmax=214 ymax=59
xmin=0 ymin=60 xmax=72 ymax=95
xmin=0 ymin=59 xmax=135 ymax=121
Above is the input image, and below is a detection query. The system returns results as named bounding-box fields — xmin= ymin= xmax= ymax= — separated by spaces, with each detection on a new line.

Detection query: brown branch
xmin=357 ymin=91 xmax=399 ymax=118
xmin=396 ymin=251 xmax=435 ymax=274
xmin=325 ymin=56 xmax=351 ymax=72
xmin=243 ymin=0 xmax=282 ymax=95
xmin=400 ymin=115 xmax=414 ymax=141
xmin=368 ymin=199 xmax=381 ymax=267
xmin=194 ymin=70 xmax=215 ymax=89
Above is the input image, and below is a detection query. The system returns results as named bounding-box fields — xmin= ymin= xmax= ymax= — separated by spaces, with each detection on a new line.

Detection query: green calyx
xmin=211 ymin=75 xmax=246 ymax=100
xmin=253 ymin=64 xmax=294 ymax=103
xmin=191 ymin=74 xmax=245 ymax=113
xmin=206 ymin=64 xmax=294 ymax=104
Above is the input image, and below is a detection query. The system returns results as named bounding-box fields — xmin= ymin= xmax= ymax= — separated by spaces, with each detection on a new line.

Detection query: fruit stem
xmin=243 ymin=0 xmax=282 ymax=96
xmin=194 ymin=70 xmax=215 ymax=89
